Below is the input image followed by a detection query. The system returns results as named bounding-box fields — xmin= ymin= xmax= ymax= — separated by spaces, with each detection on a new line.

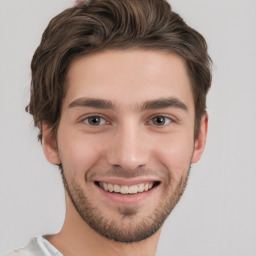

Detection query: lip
xmin=94 ymin=180 xmax=161 ymax=204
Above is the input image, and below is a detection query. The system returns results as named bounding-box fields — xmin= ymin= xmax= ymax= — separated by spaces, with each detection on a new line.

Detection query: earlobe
xmin=41 ymin=122 xmax=61 ymax=165
xmin=192 ymin=114 xmax=208 ymax=163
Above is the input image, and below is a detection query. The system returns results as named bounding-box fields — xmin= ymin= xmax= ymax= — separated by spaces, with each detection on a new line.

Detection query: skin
xmin=42 ymin=49 xmax=208 ymax=256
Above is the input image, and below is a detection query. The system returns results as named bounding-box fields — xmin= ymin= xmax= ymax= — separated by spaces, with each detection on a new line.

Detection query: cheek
xmin=154 ymin=132 xmax=194 ymax=180
xmin=57 ymin=129 xmax=104 ymax=177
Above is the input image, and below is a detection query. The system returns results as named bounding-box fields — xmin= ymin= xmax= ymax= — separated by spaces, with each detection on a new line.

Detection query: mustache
xmin=86 ymin=166 xmax=170 ymax=182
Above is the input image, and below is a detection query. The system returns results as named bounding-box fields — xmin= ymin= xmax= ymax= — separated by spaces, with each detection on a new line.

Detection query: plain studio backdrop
xmin=0 ymin=0 xmax=256 ymax=255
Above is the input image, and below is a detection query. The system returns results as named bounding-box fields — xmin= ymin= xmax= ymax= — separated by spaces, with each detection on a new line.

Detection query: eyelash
xmin=147 ymin=115 xmax=174 ymax=127
xmin=81 ymin=114 xmax=175 ymax=128
xmin=82 ymin=115 xmax=109 ymax=126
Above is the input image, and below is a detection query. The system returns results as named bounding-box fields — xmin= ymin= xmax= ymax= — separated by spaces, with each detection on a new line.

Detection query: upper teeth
xmin=99 ymin=182 xmax=154 ymax=194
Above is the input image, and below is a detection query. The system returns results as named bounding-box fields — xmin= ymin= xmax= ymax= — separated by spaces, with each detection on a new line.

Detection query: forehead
xmin=63 ymin=49 xmax=194 ymax=111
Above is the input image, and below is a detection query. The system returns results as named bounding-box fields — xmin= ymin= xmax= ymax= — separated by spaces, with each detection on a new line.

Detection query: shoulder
xmin=1 ymin=238 xmax=45 ymax=256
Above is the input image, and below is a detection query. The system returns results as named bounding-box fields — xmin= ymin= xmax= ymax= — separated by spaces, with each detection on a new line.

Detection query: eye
xmin=83 ymin=116 xmax=108 ymax=126
xmin=148 ymin=116 xmax=172 ymax=127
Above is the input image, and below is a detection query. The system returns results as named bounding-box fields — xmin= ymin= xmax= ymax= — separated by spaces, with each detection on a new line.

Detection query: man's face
xmin=43 ymin=49 xmax=206 ymax=242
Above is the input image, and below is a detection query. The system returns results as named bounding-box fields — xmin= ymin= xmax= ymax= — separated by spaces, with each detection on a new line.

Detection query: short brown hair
xmin=26 ymin=0 xmax=212 ymax=141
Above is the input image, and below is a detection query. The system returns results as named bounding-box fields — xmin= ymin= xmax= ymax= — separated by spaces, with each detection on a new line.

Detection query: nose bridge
xmin=107 ymin=118 xmax=149 ymax=169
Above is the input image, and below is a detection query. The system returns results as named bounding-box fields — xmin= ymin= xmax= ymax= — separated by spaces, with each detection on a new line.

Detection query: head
xmin=26 ymin=0 xmax=212 ymax=244
xmin=27 ymin=0 xmax=211 ymax=142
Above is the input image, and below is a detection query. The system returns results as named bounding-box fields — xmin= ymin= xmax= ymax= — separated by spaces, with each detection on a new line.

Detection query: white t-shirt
xmin=1 ymin=236 xmax=63 ymax=256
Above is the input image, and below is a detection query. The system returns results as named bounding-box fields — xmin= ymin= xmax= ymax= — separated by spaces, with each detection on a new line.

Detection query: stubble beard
xmin=60 ymin=166 xmax=191 ymax=243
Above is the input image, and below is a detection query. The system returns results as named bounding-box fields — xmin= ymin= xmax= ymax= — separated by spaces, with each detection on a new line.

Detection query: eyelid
xmin=147 ymin=114 xmax=176 ymax=126
xmin=78 ymin=113 xmax=177 ymax=126
xmin=80 ymin=114 xmax=110 ymax=126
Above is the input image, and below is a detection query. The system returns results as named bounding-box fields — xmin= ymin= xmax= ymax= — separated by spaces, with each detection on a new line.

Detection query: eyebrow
xmin=68 ymin=97 xmax=188 ymax=112
xmin=68 ymin=98 xmax=116 ymax=109
xmin=140 ymin=97 xmax=188 ymax=112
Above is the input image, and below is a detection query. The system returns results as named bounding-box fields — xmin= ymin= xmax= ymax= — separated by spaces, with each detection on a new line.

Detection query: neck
xmin=46 ymin=193 xmax=161 ymax=256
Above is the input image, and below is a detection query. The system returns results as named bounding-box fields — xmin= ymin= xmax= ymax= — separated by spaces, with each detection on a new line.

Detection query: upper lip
xmin=94 ymin=177 xmax=160 ymax=186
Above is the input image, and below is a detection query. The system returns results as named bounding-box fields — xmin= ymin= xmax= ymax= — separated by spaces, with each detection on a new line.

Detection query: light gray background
xmin=0 ymin=0 xmax=256 ymax=255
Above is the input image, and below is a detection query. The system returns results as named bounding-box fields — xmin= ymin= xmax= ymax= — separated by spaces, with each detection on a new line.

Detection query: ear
xmin=191 ymin=114 xmax=208 ymax=163
xmin=41 ymin=122 xmax=61 ymax=165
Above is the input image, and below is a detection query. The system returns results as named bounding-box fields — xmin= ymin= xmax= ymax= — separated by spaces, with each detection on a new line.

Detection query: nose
xmin=107 ymin=121 xmax=149 ymax=170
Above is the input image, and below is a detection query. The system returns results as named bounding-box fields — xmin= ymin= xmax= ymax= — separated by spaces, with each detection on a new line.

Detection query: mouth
xmin=95 ymin=181 xmax=161 ymax=195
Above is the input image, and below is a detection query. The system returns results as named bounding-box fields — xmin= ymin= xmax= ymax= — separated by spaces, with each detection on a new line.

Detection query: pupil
xmin=89 ymin=116 xmax=100 ymax=125
xmin=154 ymin=116 xmax=165 ymax=125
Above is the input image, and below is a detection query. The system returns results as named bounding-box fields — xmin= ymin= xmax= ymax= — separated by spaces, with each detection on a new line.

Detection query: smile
xmin=97 ymin=181 xmax=160 ymax=195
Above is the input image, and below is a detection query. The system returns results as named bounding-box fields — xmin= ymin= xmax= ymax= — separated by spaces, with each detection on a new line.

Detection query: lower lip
xmin=95 ymin=184 xmax=159 ymax=204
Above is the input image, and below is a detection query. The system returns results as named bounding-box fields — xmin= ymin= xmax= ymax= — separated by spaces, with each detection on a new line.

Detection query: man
xmin=3 ymin=0 xmax=211 ymax=255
